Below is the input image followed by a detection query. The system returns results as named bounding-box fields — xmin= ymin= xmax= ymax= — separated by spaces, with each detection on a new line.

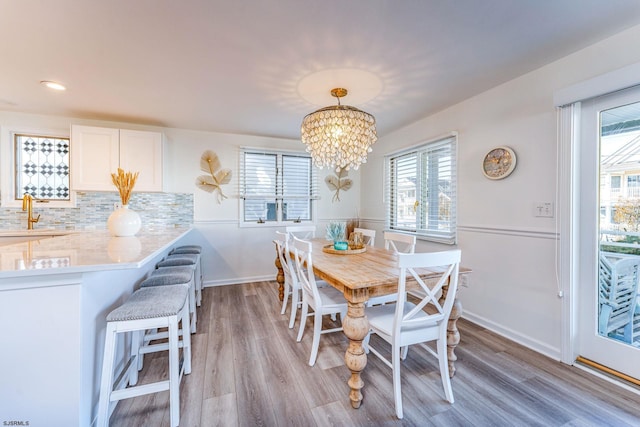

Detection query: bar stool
xmin=97 ymin=284 xmax=191 ymax=427
xmin=169 ymin=245 xmax=202 ymax=290
xmin=159 ymin=253 xmax=202 ymax=307
xmin=170 ymin=246 xmax=202 ymax=304
xmin=171 ymin=245 xmax=202 ymax=253
xmin=137 ymin=269 xmax=196 ymax=374
xmin=145 ymin=267 xmax=197 ymax=334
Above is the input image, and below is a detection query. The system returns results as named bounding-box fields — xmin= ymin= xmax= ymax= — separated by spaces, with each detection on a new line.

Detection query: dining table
xmin=274 ymin=238 xmax=471 ymax=409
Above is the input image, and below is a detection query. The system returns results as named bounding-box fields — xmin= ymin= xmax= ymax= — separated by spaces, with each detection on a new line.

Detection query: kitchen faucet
xmin=22 ymin=194 xmax=40 ymax=230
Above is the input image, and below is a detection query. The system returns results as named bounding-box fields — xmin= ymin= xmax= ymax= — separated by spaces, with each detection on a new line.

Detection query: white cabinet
xmin=71 ymin=125 xmax=163 ymax=192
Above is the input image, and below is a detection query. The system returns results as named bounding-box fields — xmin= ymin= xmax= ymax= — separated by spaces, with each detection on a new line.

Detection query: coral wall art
xmin=195 ymin=150 xmax=231 ymax=203
xmin=325 ymin=167 xmax=352 ymax=202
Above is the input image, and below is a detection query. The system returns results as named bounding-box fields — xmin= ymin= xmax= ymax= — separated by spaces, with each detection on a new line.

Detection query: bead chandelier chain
xmin=301 ymin=88 xmax=377 ymax=171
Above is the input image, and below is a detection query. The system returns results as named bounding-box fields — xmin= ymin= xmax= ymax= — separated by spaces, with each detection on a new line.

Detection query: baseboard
xmin=462 ymin=311 xmax=561 ymax=361
xmin=203 ymin=275 xmax=274 ymax=287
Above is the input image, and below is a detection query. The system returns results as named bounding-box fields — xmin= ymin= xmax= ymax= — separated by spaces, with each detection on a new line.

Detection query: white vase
xmin=107 ymin=205 xmax=141 ymax=237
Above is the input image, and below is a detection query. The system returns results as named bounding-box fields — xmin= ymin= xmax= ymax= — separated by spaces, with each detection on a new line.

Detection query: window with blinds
xmin=385 ymin=134 xmax=457 ymax=244
xmin=240 ymin=149 xmax=318 ymax=224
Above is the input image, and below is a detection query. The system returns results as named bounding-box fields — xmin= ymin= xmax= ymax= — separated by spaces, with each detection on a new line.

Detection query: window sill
xmin=239 ymin=221 xmax=315 ymax=228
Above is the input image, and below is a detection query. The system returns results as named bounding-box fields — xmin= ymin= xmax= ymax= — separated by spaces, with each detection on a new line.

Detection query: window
xmin=240 ymin=148 xmax=318 ymax=225
xmin=14 ymin=134 xmax=70 ymax=201
xmin=385 ymin=134 xmax=457 ymax=244
xmin=611 ymin=175 xmax=621 ymax=189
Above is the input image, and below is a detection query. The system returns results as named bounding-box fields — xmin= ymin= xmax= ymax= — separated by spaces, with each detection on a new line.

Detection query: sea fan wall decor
xmin=196 ymin=150 xmax=232 ymax=203
xmin=325 ymin=167 xmax=352 ymax=202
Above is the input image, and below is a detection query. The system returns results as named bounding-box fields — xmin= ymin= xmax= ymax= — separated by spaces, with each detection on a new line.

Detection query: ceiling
xmin=1 ymin=1 xmax=640 ymax=140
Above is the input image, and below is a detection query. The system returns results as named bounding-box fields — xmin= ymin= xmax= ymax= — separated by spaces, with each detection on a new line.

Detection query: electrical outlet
xmin=533 ymin=201 xmax=554 ymax=217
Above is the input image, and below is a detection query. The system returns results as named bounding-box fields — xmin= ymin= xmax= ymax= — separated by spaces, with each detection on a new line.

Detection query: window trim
xmin=1 ymin=129 xmax=76 ymax=208
xmin=238 ymin=147 xmax=318 ymax=228
xmin=384 ymin=132 xmax=457 ymax=244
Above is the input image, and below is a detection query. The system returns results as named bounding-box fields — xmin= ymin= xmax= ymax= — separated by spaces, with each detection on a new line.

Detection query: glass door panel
xmin=578 ymin=87 xmax=640 ymax=380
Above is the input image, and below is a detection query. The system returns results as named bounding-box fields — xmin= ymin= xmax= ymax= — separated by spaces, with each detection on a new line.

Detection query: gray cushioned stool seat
xmin=145 ymin=265 xmax=197 ymax=333
xmin=158 ymin=254 xmax=199 ymax=267
xmin=144 ymin=268 xmax=193 ymax=286
xmin=158 ymin=254 xmax=200 ymax=265
xmin=156 ymin=253 xmax=202 ymax=306
xmin=106 ymin=285 xmax=188 ymax=322
xmin=171 ymin=245 xmax=202 ymax=254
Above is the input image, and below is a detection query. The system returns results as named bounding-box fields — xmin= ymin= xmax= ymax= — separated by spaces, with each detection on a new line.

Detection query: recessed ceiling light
xmin=40 ymin=81 xmax=66 ymax=91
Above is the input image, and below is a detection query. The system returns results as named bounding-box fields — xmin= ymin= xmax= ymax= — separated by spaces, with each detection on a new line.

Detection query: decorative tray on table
xmin=322 ymin=244 xmax=367 ymax=255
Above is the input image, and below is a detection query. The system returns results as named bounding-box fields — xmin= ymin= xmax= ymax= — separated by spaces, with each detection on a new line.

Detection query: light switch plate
xmin=533 ymin=202 xmax=554 ymax=217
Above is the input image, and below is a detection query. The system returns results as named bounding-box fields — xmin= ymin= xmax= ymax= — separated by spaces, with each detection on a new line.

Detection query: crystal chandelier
xmin=301 ymin=88 xmax=377 ymax=170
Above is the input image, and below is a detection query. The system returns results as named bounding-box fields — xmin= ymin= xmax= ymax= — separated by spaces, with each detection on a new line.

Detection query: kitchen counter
xmin=0 ymin=227 xmax=191 ymax=278
xmin=0 ymin=226 xmax=194 ymax=426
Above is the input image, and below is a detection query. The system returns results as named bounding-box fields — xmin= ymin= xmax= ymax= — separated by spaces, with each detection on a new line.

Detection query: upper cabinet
xmin=71 ymin=125 xmax=163 ymax=192
xmin=118 ymin=129 xmax=163 ymax=191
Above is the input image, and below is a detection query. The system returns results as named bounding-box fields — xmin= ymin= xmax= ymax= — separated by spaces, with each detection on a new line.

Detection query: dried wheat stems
xmin=111 ymin=168 xmax=139 ymax=205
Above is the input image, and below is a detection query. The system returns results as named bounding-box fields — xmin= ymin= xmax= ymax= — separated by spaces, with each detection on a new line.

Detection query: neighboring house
xmin=600 ymin=129 xmax=640 ymax=231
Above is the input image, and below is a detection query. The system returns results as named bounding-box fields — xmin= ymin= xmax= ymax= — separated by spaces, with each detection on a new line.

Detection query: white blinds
xmin=240 ymin=149 xmax=318 ymax=223
xmin=385 ymin=134 xmax=457 ymax=244
xmin=241 ymin=152 xmax=277 ymax=200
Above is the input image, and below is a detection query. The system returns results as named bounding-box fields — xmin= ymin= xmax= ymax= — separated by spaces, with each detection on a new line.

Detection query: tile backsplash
xmin=0 ymin=191 xmax=193 ymax=230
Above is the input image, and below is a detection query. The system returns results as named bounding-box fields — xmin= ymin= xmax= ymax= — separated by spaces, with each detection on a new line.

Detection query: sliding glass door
xmin=578 ymin=86 xmax=640 ymax=379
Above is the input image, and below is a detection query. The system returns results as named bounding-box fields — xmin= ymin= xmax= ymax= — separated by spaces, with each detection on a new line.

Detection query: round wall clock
xmin=482 ymin=146 xmax=517 ymax=180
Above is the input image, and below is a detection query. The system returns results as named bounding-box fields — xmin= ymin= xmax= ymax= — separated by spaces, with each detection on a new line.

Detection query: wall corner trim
xmin=553 ymin=61 xmax=640 ymax=107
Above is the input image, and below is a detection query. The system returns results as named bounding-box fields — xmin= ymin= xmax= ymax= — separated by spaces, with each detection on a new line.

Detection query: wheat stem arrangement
xmin=111 ymin=168 xmax=139 ymax=205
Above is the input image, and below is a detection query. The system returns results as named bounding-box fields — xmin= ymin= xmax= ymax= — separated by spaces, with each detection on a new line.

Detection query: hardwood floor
xmin=110 ymin=281 xmax=640 ymax=426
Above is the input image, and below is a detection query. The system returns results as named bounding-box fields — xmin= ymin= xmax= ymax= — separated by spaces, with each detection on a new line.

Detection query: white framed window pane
xmin=391 ymin=152 xmax=418 ymax=231
xmin=386 ymin=135 xmax=457 ymax=244
xmin=241 ymin=149 xmax=316 ymax=225
xmin=283 ymin=155 xmax=312 ymax=221
xmin=283 ymin=200 xmax=311 ymax=221
xmin=244 ymin=199 xmax=277 ymax=222
xmin=243 ymin=152 xmax=276 ymax=197
xmin=14 ymin=134 xmax=70 ymax=201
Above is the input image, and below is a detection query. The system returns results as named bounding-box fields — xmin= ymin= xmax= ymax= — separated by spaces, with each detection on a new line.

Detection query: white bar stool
xmin=159 ymin=253 xmax=202 ymax=307
xmin=170 ymin=246 xmax=202 ymax=304
xmin=145 ymin=267 xmax=197 ymax=334
xmin=171 ymin=245 xmax=202 ymax=253
xmin=97 ymin=284 xmax=191 ymax=427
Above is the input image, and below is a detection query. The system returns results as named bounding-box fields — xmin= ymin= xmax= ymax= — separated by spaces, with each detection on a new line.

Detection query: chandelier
xmin=301 ymin=88 xmax=377 ymax=170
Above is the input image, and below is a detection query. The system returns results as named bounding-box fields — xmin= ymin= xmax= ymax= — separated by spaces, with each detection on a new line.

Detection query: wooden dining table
xmin=274 ymin=238 xmax=471 ymax=410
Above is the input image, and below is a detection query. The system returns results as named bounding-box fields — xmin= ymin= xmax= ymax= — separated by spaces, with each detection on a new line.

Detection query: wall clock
xmin=482 ymin=146 xmax=517 ymax=180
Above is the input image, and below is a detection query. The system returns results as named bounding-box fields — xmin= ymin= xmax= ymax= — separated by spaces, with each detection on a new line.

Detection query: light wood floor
xmin=110 ymin=281 xmax=640 ymax=426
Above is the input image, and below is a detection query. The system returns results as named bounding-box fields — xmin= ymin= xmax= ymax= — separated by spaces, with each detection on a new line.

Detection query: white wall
xmin=359 ymin=23 xmax=640 ymax=359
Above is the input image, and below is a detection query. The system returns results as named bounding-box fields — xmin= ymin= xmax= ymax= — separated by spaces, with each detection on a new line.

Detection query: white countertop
xmin=0 ymin=227 xmax=192 ymax=278
xmin=0 ymin=228 xmax=78 ymax=237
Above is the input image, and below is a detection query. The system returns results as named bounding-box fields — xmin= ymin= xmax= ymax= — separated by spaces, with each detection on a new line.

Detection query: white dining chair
xmin=292 ymin=236 xmax=348 ymax=366
xmin=384 ymin=231 xmax=416 ymax=254
xmin=365 ymin=249 xmax=461 ymax=419
xmin=366 ymin=232 xmax=418 ymax=307
xmin=274 ymin=230 xmax=302 ymax=329
xmin=284 ymin=224 xmax=333 ymax=291
xmin=354 ymin=227 xmax=376 ymax=246
xmin=285 ymin=225 xmax=316 ymax=240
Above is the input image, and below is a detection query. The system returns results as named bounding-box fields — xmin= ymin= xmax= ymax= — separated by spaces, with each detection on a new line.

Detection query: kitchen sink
xmin=0 ymin=229 xmax=78 ymax=245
